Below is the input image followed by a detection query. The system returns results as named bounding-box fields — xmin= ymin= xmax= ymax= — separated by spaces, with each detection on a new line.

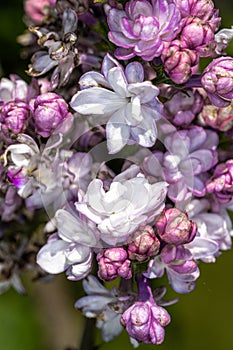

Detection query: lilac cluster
xmin=0 ymin=0 xmax=233 ymax=348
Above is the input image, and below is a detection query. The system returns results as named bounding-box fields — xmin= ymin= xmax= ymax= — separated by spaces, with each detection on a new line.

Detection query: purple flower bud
xmin=201 ymin=57 xmax=233 ymax=107
xmin=206 ymin=160 xmax=233 ymax=203
xmin=161 ymin=41 xmax=198 ymax=84
xmin=164 ymin=88 xmax=203 ymax=126
xmin=31 ymin=92 xmax=72 ymax=137
xmin=107 ymin=0 xmax=181 ymax=61
xmin=128 ymin=225 xmax=160 ymax=262
xmin=0 ymin=101 xmax=30 ymax=135
xmin=121 ymin=275 xmax=170 ymax=344
xmin=179 ymin=16 xmax=216 ymax=57
xmin=155 ymin=208 xmax=197 ymax=245
xmin=97 ymin=248 xmax=132 ymax=281
xmin=198 ymin=103 xmax=233 ymax=131
xmin=175 ymin=0 xmax=216 ymax=21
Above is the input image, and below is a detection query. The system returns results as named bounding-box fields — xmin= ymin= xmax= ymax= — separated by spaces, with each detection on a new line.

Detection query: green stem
xmin=79 ymin=318 xmax=97 ymax=350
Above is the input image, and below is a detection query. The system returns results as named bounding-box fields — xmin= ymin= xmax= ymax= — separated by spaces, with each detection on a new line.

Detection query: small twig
xmin=79 ymin=318 xmax=96 ymax=350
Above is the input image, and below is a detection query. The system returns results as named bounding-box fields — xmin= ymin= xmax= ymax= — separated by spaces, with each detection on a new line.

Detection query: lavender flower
xmin=97 ymin=248 xmax=132 ymax=281
xmin=155 ymin=208 xmax=197 ymax=245
xmin=70 ymin=54 xmax=163 ymax=154
xmin=0 ymin=101 xmax=30 ymax=136
xmin=143 ymin=126 xmax=218 ymax=202
xmin=107 ymin=0 xmax=181 ymax=61
xmin=75 ymin=166 xmax=167 ymax=245
xmin=127 ymin=225 xmax=160 ymax=262
xmin=206 ymin=160 xmax=233 ymax=203
xmin=121 ymin=275 xmax=170 ymax=344
xmin=201 ymin=57 xmax=233 ymax=107
xmin=31 ymin=92 xmax=73 ymax=137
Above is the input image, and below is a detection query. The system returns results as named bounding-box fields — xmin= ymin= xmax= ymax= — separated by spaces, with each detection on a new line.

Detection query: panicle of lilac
xmin=163 ymin=87 xmax=203 ymax=126
xmin=97 ymin=247 xmax=132 ymax=281
xmin=161 ymin=40 xmax=199 ymax=84
xmin=206 ymin=160 xmax=233 ymax=203
xmin=201 ymin=57 xmax=233 ymax=107
xmin=121 ymin=275 xmax=171 ymax=345
xmin=127 ymin=225 xmax=160 ymax=262
xmin=155 ymin=208 xmax=197 ymax=245
xmin=198 ymin=102 xmax=233 ymax=132
xmin=175 ymin=0 xmax=216 ymax=21
xmin=30 ymin=92 xmax=73 ymax=137
xmin=107 ymin=0 xmax=182 ymax=61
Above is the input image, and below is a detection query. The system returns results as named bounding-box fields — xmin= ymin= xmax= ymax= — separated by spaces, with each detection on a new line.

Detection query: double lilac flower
xmin=70 ymin=54 xmax=163 ymax=154
xmin=107 ymin=0 xmax=181 ymax=61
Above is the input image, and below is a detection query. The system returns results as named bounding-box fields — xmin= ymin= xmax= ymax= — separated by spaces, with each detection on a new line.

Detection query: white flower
xmin=70 ymin=54 xmax=163 ymax=154
xmin=75 ymin=166 xmax=167 ymax=245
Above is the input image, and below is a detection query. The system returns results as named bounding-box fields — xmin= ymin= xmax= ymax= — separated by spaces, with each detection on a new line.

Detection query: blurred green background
xmin=1 ymin=1 xmax=233 ymax=349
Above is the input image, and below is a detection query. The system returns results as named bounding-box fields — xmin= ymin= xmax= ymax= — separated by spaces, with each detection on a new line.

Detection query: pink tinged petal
xmin=186 ymin=175 xmax=206 ymax=196
xmin=107 ymin=8 xmax=126 ymax=32
xmin=190 ymin=150 xmax=217 ymax=173
xmin=55 ymin=209 xmax=97 ymax=246
xmin=125 ymin=62 xmax=144 ymax=83
xmin=167 ymin=180 xmax=188 ymax=202
xmin=36 ymin=239 xmax=69 ymax=274
xmin=79 ymin=71 xmax=111 ymax=90
xmin=114 ymin=47 xmax=136 ymax=60
xmin=121 ymin=18 xmax=141 ymax=39
xmin=128 ymin=0 xmax=153 ymax=18
xmin=107 ymin=67 xmax=129 ymax=97
xmin=108 ymin=31 xmax=136 ymax=48
xmin=167 ymin=267 xmax=200 ymax=294
xmin=70 ymin=87 xmax=126 ymax=115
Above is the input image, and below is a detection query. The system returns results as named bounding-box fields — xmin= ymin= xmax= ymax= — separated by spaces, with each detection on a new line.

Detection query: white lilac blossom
xmin=214 ymin=26 xmax=233 ymax=55
xmin=185 ymin=198 xmax=232 ymax=262
xmin=75 ymin=166 xmax=167 ymax=245
xmin=70 ymin=54 xmax=163 ymax=154
xmin=37 ymin=209 xmax=98 ymax=280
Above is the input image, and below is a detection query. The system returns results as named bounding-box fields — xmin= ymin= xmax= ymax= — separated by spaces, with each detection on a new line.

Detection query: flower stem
xmin=79 ymin=318 xmax=96 ymax=350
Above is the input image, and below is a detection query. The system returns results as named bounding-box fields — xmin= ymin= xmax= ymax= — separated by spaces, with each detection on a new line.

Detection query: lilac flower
xmin=214 ymin=26 xmax=233 ymax=55
xmin=185 ymin=198 xmax=232 ymax=262
xmin=107 ymin=0 xmax=181 ymax=61
xmin=97 ymin=248 xmax=132 ymax=281
xmin=0 ymin=75 xmax=28 ymax=104
xmin=75 ymin=165 xmax=167 ymax=245
xmin=144 ymin=126 xmax=218 ymax=201
xmin=31 ymin=92 xmax=73 ymax=137
xmin=198 ymin=103 xmax=233 ymax=131
xmin=161 ymin=41 xmax=198 ymax=84
xmin=127 ymin=225 xmax=160 ymax=261
xmin=37 ymin=209 xmax=99 ymax=280
xmin=70 ymin=54 xmax=163 ymax=154
xmin=75 ymin=276 xmax=135 ymax=341
xmin=206 ymin=160 xmax=233 ymax=203
xmin=146 ymin=244 xmax=200 ymax=293
xmin=155 ymin=208 xmax=197 ymax=245
xmin=201 ymin=57 xmax=233 ymax=107
xmin=0 ymin=101 xmax=30 ymax=136
xmin=163 ymin=87 xmax=203 ymax=126
xmin=121 ymin=275 xmax=171 ymax=344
